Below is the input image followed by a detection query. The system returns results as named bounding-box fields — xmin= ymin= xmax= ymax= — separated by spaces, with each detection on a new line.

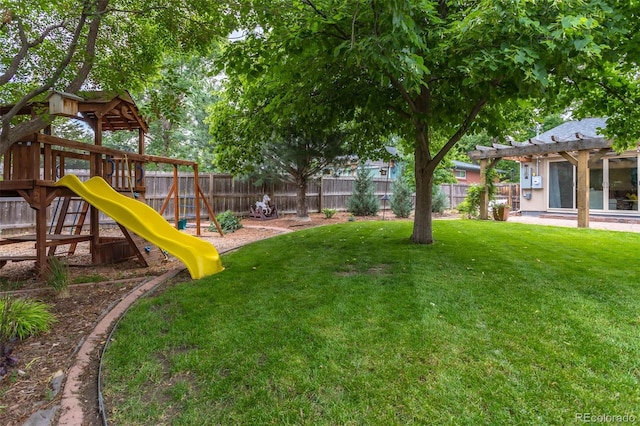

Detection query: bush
xmin=322 ymin=208 xmax=337 ymax=219
xmin=390 ymin=176 xmax=413 ymax=218
xmin=432 ymin=186 xmax=449 ymax=214
xmin=347 ymin=165 xmax=379 ymax=216
xmin=212 ymin=210 xmax=243 ymax=234
xmin=458 ymin=184 xmax=496 ymax=218
xmin=1 ymin=296 xmax=56 ymax=377
xmin=0 ymin=297 xmax=55 ymax=341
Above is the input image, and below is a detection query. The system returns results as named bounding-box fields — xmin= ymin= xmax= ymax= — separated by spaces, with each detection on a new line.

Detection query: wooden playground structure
xmin=0 ymin=91 xmax=222 ymax=276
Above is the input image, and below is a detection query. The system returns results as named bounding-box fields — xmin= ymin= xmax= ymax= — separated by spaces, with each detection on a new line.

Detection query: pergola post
xmin=479 ymin=158 xmax=499 ymax=220
xmin=577 ymin=150 xmax=590 ymax=228
xmin=479 ymin=159 xmax=489 ymax=220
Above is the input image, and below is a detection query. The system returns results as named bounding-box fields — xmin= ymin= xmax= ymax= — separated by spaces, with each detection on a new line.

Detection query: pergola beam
xmin=468 ymin=137 xmax=611 ymax=160
xmin=558 ymin=151 xmax=578 ymax=167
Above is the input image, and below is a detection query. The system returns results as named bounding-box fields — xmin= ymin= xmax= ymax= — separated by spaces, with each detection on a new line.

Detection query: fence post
xmin=318 ymin=177 xmax=323 ymax=212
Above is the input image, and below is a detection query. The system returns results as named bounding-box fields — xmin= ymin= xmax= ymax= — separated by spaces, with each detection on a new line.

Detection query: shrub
xmin=458 ymin=183 xmax=496 ymax=218
xmin=0 ymin=296 xmax=56 ymax=377
xmin=322 ymin=208 xmax=337 ymax=219
xmin=432 ymin=186 xmax=449 ymax=214
xmin=0 ymin=297 xmax=55 ymax=341
xmin=212 ymin=210 xmax=243 ymax=234
xmin=347 ymin=164 xmax=379 ymax=216
xmin=390 ymin=176 xmax=413 ymax=218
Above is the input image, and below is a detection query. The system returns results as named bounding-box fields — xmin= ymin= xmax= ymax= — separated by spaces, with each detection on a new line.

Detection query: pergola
xmin=468 ymin=135 xmax=613 ymax=228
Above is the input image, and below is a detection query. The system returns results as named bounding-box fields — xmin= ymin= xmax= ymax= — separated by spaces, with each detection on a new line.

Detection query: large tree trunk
xmin=295 ymin=175 xmax=310 ymax=220
xmin=411 ymin=140 xmax=434 ymax=244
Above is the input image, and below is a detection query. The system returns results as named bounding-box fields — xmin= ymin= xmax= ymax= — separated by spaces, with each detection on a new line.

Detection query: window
xmin=454 ymin=169 xmax=466 ymax=180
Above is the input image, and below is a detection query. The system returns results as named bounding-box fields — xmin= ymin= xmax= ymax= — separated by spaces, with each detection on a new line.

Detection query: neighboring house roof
xmin=363 ymin=146 xmax=401 ymax=168
xmin=452 ymin=160 xmax=480 ymax=171
xmin=534 ymin=118 xmax=607 ymax=143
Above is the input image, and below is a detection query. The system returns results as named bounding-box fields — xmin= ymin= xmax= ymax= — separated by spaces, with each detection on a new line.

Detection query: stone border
xmin=56 ymin=268 xmax=184 ymax=425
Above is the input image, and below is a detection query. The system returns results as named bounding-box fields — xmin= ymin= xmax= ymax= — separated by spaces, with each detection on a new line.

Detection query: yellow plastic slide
xmin=55 ymin=175 xmax=223 ymax=279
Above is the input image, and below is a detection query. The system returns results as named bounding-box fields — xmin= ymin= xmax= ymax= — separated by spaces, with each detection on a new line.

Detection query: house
xmin=451 ymin=160 xmax=481 ymax=184
xmin=516 ymin=118 xmax=640 ymax=216
xmin=468 ymin=117 xmax=640 ymax=227
xmin=334 ymin=146 xmax=403 ymax=179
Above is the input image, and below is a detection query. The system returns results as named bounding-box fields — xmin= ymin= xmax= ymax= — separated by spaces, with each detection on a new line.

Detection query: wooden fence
xmin=0 ymin=170 xmax=518 ymax=234
xmin=439 ymin=183 xmax=520 ymax=210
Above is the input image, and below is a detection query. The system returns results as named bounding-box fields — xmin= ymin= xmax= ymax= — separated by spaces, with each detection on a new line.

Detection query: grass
xmin=101 ymin=220 xmax=640 ymax=425
xmin=45 ymin=257 xmax=70 ymax=297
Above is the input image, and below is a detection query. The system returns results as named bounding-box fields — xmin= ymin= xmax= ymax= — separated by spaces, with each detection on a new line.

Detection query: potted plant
xmin=492 ymin=203 xmax=511 ymax=221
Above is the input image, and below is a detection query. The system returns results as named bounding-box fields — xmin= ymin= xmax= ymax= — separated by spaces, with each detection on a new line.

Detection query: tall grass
xmin=1 ymin=296 xmax=56 ymax=376
xmin=45 ymin=257 xmax=70 ymax=298
xmin=102 ymin=220 xmax=640 ymax=425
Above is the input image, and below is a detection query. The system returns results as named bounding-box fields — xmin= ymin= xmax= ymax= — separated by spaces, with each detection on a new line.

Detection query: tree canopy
xmin=0 ymin=0 xmax=231 ymax=154
xmin=219 ymin=0 xmax=640 ymax=243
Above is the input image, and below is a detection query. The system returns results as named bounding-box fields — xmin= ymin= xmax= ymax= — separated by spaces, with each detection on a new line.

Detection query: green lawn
xmin=102 ymin=220 xmax=640 ymax=425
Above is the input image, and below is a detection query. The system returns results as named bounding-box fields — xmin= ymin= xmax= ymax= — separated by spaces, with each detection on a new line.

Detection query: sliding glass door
xmin=549 ymin=155 xmax=639 ymax=212
xmin=549 ymin=161 xmax=574 ymax=208
xmin=589 ymin=159 xmax=604 ymax=209
xmin=607 ymin=157 xmax=638 ymax=211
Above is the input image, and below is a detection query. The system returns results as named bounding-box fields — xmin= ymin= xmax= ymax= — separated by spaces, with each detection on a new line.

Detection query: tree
xmin=390 ymin=176 xmax=413 ymax=219
xmin=208 ymin=43 xmax=353 ymax=219
xmin=212 ymin=110 xmax=347 ymax=219
xmin=124 ymin=54 xmax=220 ymax=169
xmin=0 ymin=0 xmax=231 ymax=155
xmin=225 ymin=0 xmax=640 ymax=244
xmin=347 ymin=164 xmax=379 ymax=217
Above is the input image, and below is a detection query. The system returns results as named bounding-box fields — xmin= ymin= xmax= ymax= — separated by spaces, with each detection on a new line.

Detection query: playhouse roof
xmin=76 ymin=91 xmax=148 ymax=132
xmin=0 ymin=90 xmax=148 ymax=133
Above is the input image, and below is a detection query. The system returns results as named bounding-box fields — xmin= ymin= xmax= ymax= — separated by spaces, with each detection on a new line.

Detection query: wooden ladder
xmin=48 ymin=196 xmax=90 ymax=256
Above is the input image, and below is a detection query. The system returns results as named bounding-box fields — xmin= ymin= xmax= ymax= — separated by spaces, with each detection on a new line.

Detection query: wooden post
xmin=43 ymin=143 xmax=52 ymax=181
xmin=90 ymin=117 xmax=103 ymax=263
xmin=194 ymin=164 xmax=201 ymax=236
xmin=29 ymin=140 xmax=40 ymax=180
xmin=479 ymin=159 xmax=489 ymax=220
xmin=208 ymin=174 xmax=215 ymax=217
xmin=35 ymin=186 xmax=48 ymax=275
xmin=173 ymin=165 xmax=179 ymax=228
xmin=137 ymin=128 xmax=145 ymax=189
xmin=577 ymin=150 xmax=590 ymax=228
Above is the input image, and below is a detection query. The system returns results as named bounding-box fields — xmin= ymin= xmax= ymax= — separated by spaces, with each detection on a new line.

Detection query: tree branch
xmin=67 ymin=0 xmax=109 ymax=92
xmin=301 ymin=0 xmax=350 ymax=40
xmin=1 ymin=0 xmax=95 ymax=148
xmin=0 ymin=17 xmax=68 ymax=85
xmin=387 ymin=73 xmax=418 ymax=113
xmin=432 ymin=96 xmax=488 ymax=167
